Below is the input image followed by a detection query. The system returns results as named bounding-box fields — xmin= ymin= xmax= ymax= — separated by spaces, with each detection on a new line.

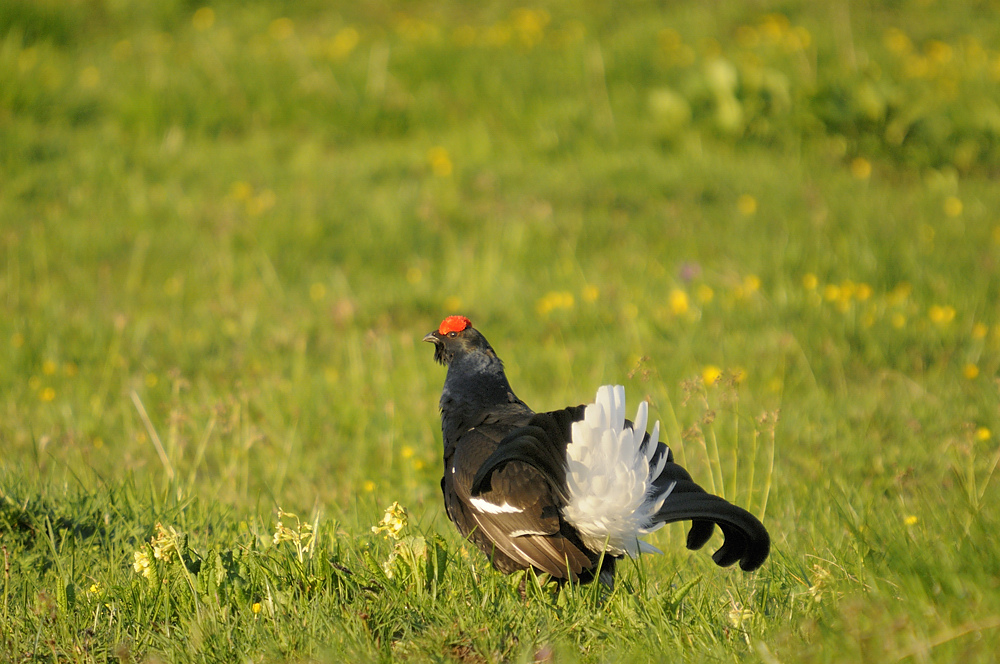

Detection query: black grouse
xmin=424 ymin=315 xmax=770 ymax=586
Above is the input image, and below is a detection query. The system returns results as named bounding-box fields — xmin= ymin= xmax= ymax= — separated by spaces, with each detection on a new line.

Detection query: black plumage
xmin=425 ymin=316 xmax=770 ymax=585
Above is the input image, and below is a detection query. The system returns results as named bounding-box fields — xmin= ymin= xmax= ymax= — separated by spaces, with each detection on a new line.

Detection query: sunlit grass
xmin=2 ymin=0 xmax=1000 ymax=661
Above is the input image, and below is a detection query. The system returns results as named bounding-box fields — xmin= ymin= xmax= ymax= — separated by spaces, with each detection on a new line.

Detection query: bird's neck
xmin=441 ymin=352 xmax=523 ymax=414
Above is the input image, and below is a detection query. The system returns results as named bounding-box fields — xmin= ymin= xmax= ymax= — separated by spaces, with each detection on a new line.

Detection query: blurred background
xmin=4 ymin=1 xmax=1000 ymax=660
xmin=2 ymin=0 xmax=999 ymax=513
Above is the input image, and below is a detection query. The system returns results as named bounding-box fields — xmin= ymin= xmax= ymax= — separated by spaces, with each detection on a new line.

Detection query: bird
xmin=424 ymin=315 xmax=770 ymax=586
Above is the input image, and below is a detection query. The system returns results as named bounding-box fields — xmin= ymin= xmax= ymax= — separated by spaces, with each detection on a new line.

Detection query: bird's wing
xmin=470 ymin=405 xmax=585 ymax=499
xmin=445 ymin=408 xmax=596 ymax=579
xmin=457 ymin=456 xmax=595 ymax=579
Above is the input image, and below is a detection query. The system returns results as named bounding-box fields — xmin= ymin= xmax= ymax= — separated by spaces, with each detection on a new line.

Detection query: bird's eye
xmin=448 ymin=331 xmax=457 ymax=338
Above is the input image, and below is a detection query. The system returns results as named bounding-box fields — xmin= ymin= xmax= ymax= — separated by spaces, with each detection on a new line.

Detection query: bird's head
xmin=423 ymin=315 xmax=498 ymax=366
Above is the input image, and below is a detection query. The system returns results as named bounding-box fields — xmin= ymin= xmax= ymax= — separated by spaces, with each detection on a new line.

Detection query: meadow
xmin=2 ymin=0 xmax=1000 ymax=661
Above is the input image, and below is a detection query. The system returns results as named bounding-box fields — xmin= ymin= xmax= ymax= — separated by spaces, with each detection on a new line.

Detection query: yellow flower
xmin=668 ymin=289 xmax=689 ymax=315
xmin=42 ymin=360 xmax=57 ymax=375
xmin=976 ymin=427 xmax=991 ymax=441
xmin=230 ymin=181 xmax=253 ymax=201
xmin=737 ymin=194 xmax=757 ymax=216
xmin=112 ymin=40 xmax=133 ymax=62
xmin=963 ymin=364 xmax=979 ymax=380
xmin=929 ymin=305 xmax=956 ymax=325
xmin=536 ymin=291 xmax=575 ymax=316
xmin=883 ymin=28 xmax=912 ymax=55
xmin=362 ymin=480 xmax=376 ymax=492
xmin=133 ymin=550 xmax=153 ymax=578
xmin=972 ymin=323 xmax=988 ymax=339
xmin=728 ymin=605 xmax=754 ymax=629
xmin=150 ymin=523 xmax=181 ymax=563
xmin=702 ymin=365 xmax=722 ymax=386
xmin=192 ymin=7 xmax=215 ymax=31
xmin=269 ymin=17 xmax=294 ymax=40
xmin=372 ymin=501 xmax=408 ymax=539
xmin=850 ymin=157 xmax=872 ymax=179
xmin=79 ymin=66 xmax=100 ymax=89
xmin=252 ymin=602 xmax=262 ymax=614
xmin=891 ymin=313 xmax=906 ymax=329
xmin=427 ymin=146 xmax=453 ymax=177
xmin=743 ymin=275 xmax=761 ymax=293
xmin=328 ymin=27 xmax=360 ymax=60
xmin=903 ymin=515 xmax=918 ymax=526
xmin=887 ymin=282 xmax=911 ymax=305
xmin=943 ymin=196 xmax=963 ymax=217
xmin=40 ymin=387 xmax=56 ymax=402
xmin=582 ymin=285 xmax=599 ymax=303
xmin=802 ymin=273 xmax=818 ymax=290
xmin=246 ymin=189 xmax=276 ymax=215
xmin=401 ymin=446 xmax=414 ymax=459
xmin=855 ymin=283 xmax=872 ymax=301
xmin=926 ymin=40 xmax=952 ymax=65
xmin=697 ymin=284 xmax=714 ymax=303
xmin=823 ymin=284 xmax=841 ymax=302
xmin=272 ymin=509 xmax=314 ymax=550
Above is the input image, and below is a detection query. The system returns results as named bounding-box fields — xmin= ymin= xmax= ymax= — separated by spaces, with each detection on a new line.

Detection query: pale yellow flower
xmin=150 ymin=523 xmax=181 ymax=563
xmin=372 ymin=501 xmax=408 ymax=539
xmin=133 ymin=550 xmax=153 ymax=578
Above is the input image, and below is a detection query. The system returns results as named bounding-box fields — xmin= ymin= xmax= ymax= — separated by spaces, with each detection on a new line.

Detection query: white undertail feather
xmin=562 ymin=385 xmax=675 ymax=557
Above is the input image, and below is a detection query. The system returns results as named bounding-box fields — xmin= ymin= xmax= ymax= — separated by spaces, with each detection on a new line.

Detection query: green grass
xmin=2 ymin=0 xmax=1000 ymax=661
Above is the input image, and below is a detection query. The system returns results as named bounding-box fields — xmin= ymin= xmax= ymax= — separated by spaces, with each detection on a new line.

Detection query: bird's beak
xmin=423 ymin=331 xmax=439 ymax=344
